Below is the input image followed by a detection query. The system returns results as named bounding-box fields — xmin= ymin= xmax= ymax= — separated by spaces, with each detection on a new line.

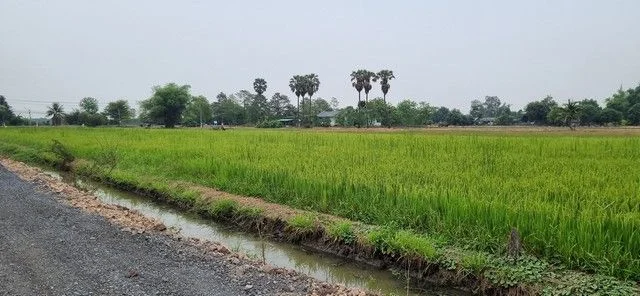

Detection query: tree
xmin=329 ymin=97 xmax=339 ymax=110
xmin=289 ymin=75 xmax=305 ymax=126
xmin=417 ymin=102 xmax=436 ymax=125
xmin=139 ymin=83 xmax=191 ymax=128
xmin=605 ymin=87 xmax=630 ymax=115
xmin=367 ymin=98 xmax=395 ymax=127
xmin=562 ymin=99 xmax=581 ymax=129
xmin=269 ymin=93 xmax=293 ymax=118
xmin=395 ymin=100 xmax=419 ymax=126
xmin=300 ymin=74 xmax=320 ymax=126
xmin=361 ymin=70 xmax=376 ymax=104
xmin=374 ymin=70 xmax=395 ymax=104
xmin=253 ymin=78 xmax=267 ymax=97
xmin=628 ymin=103 xmax=640 ymax=125
xmin=350 ymin=70 xmax=366 ymax=109
xmin=469 ymin=99 xmax=485 ymax=121
xmin=104 ymin=100 xmax=133 ymax=125
xmin=447 ymin=109 xmax=469 ymax=126
xmin=183 ymin=95 xmax=212 ymax=127
xmin=524 ymin=96 xmax=557 ymax=124
xmin=483 ymin=96 xmax=502 ymax=117
xmin=0 ymin=95 xmax=15 ymax=126
xmin=432 ymin=107 xmax=450 ymax=124
xmin=578 ymin=99 xmax=602 ymax=126
xmin=599 ymin=108 xmax=622 ymax=125
xmin=79 ymin=97 xmax=99 ymax=114
xmin=46 ymin=102 xmax=66 ymax=126
xmin=212 ymin=93 xmax=245 ymax=125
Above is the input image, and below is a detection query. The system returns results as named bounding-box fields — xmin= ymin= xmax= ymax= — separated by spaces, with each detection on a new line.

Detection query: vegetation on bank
xmin=0 ymin=127 xmax=638 ymax=285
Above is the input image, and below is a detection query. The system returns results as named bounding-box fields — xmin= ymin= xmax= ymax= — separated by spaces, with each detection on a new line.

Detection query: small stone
xmin=217 ymin=245 xmax=230 ymax=254
xmin=244 ymin=284 xmax=253 ymax=290
xmin=151 ymin=223 xmax=167 ymax=231
xmin=230 ymin=257 xmax=240 ymax=265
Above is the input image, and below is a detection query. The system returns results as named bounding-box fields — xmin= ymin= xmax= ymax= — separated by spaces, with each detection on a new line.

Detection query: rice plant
xmin=0 ymin=127 xmax=638 ymax=280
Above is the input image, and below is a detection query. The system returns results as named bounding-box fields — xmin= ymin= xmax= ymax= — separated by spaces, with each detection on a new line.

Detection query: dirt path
xmin=0 ymin=162 xmax=368 ymax=296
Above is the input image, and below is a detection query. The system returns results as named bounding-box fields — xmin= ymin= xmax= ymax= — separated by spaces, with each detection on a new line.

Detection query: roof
xmin=317 ymin=110 xmax=340 ymax=118
xmin=276 ymin=118 xmax=295 ymax=122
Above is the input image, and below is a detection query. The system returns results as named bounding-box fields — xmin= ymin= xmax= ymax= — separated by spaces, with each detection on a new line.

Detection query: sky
xmin=1 ymin=0 xmax=639 ymax=117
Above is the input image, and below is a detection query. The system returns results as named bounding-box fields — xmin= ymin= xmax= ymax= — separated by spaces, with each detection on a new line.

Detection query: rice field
xmin=0 ymin=127 xmax=638 ymax=280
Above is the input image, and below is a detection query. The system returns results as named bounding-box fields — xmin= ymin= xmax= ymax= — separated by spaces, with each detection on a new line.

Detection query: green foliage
xmin=255 ymin=119 xmax=284 ymax=128
xmin=104 ymin=100 xmax=134 ymax=125
xmin=79 ymin=97 xmax=99 ymax=114
xmin=460 ymin=251 xmax=489 ymax=273
xmin=485 ymin=256 xmax=548 ymax=287
xmin=327 ymin=221 xmax=356 ymax=244
xmin=0 ymin=95 xmax=16 ymax=125
xmin=524 ymin=96 xmax=557 ymax=124
xmin=182 ymin=95 xmax=212 ymax=126
xmin=46 ymin=102 xmax=66 ymax=126
xmin=208 ymin=199 xmax=238 ymax=218
xmin=50 ymin=139 xmax=75 ymax=171
xmin=253 ymin=78 xmax=267 ymax=96
xmin=212 ymin=92 xmax=245 ymax=125
xmin=236 ymin=206 xmax=263 ymax=218
xmin=543 ymin=273 xmax=640 ymax=296
xmin=287 ymin=214 xmax=316 ymax=231
xmin=139 ymin=83 xmax=191 ymax=128
xmin=389 ymin=230 xmax=439 ymax=260
xmin=627 ymin=103 xmax=640 ymax=125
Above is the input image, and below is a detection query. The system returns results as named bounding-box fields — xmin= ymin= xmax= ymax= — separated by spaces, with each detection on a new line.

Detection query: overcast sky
xmin=1 ymin=0 xmax=639 ymax=117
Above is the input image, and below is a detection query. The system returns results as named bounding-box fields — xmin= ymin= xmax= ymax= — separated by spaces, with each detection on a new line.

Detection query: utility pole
xmin=28 ymin=109 xmax=32 ymax=126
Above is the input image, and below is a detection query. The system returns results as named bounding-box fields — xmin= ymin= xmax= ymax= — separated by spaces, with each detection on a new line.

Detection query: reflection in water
xmin=47 ymin=171 xmax=466 ymax=296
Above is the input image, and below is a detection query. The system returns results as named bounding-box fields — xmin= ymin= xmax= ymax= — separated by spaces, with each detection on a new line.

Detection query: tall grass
xmin=1 ymin=127 xmax=638 ymax=280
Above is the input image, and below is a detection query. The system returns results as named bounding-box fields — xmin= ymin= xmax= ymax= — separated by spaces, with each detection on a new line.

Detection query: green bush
xmin=255 ymin=120 xmax=284 ymax=128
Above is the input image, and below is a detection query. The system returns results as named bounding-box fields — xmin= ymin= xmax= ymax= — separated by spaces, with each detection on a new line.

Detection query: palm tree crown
xmin=46 ymin=102 xmax=65 ymax=126
xmin=374 ymin=70 xmax=395 ymax=103
xmin=253 ymin=78 xmax=267 ymax=96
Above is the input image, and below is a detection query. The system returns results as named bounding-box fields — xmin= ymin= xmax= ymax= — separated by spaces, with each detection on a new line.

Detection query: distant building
xmin=317 ymin=110 xmax=340 ymax=126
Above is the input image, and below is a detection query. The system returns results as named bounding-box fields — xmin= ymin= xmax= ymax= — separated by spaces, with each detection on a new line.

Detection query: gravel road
xmin=0 ymin=164 xmax=316 ymax=296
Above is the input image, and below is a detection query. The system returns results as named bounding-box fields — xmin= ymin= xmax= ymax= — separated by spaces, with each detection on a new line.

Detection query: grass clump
xmin=460 ymin=251 xmax=489 ymax=273
xmin=208 ymin=199 xmax=238 ymax=218
xmin=287 ymin=214 xmax=316 ymax=231
xmin=327 ymin=221 xmax=356 ymax=245
xmin=390 ymin=230 xmax=439 ymax=260
xmin=236 ymin=206 xmax=263 ymax=218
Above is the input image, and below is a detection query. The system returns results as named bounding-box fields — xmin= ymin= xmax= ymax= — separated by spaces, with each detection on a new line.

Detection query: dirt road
xmin=0 ymin=164 xmax=341 ymax=296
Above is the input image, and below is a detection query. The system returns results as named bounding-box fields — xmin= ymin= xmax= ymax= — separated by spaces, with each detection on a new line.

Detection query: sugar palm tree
xmin=300 ymin=74 xmax=320 ymax=126
xmin=46 ymin=102 xmax=65 ymax=126
xmin=362 ymin=70 xmax=377 ymax=104
xmin=253 ymin=78 xmax=267 ymax=97
xmin=289 ymin=75 xmax=305 ymax=127
xmin=350 ymin=70 xmax=366 ymax=108
xmin=374 ymin=70 xmax=395 ymax=104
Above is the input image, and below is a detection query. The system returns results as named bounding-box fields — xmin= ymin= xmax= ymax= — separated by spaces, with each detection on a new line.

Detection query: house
xmin=316 ymin=110 xmax=340 ymax=126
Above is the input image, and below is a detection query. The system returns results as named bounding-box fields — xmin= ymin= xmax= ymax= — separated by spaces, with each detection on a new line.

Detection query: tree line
xmin=1 ymin=72 xmax=639 ymax=128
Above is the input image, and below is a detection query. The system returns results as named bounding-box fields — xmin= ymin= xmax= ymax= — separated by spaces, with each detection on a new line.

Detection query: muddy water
xmin=46 ymin=171 xmax=466 ymax=296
